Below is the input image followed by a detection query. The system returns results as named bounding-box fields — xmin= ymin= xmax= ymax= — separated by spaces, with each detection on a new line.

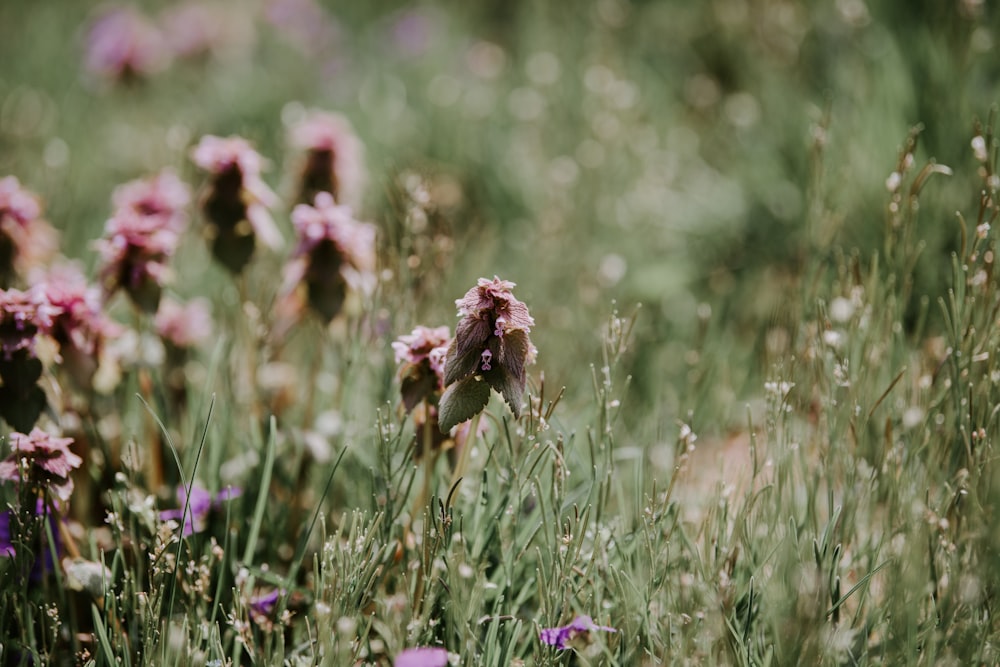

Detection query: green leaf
xmin=486 ymin=368 xmax=525 ymax=419
xmin=438 ymin=375 xmax=490 ymax=432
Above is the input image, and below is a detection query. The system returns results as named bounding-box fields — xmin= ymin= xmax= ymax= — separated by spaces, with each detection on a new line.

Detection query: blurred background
xmin=0 ymin=0 xmax=996 ymax=439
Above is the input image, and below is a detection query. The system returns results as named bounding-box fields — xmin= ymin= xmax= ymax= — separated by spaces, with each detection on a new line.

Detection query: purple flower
xmin=0 ymin=499 xmax=63 ymax=580
xmin=111 ymin=169 xmax=191 ymax=234
xmin=394 ymin=647 xmax=449 ymax=667
xmin=84 ymin=6 xmax=171 ymax=81
xmin=160 ymin=485 xmax=240 ymax=537
xmin=288 ymin=110 xmax=366 ymax=208
xmin=0 ymin=428 xmax=82 ymax=503
xmin=393 ymin=325 xmax=451 ymax=410
xmin=0 ymin=288 xmax=61 ymax=431
xmin=437 ymin=277 xmax=536 ymax=431
xmin=0 ymin=509 xmax=13 ymax=557
xmin=0 ymin=286 xmax=60 ymax=360
xmin=264 ymin=0 xmax=341 ymax=57
xmin=540 ymin=615 xmax=616 ymax=650
xmin=191 ymin=135 xmax=281 ymax=273
xmin=34 ymin=262 xmax=122 ymax=390
xmin=283 ymin=192 xmax=375 ymax=322
xmin=94 ymin=209 xmax=180 ymax=312
xmin=159 ymin=2 xmax=256 ymax=62
xmin=0 ymin=176 xmax=58 ymax=282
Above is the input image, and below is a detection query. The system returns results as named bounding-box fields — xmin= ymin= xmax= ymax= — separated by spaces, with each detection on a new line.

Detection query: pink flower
xmin=191 ymin=135 xmax=281 ymax=273
xmin=0 ymin=286 xmax=60 ymax=360
xmin=35 ymin=262 xmax=122 ymax=380
xmin=438 ymin=277 xmax=536 ymax=430
xmin=539 ymin=615 xmax=616 ymax=650
xmin=0 ymin=176 xmax=42 ymax=227
xmin=111 ymin=169 xmax=191 ymax=234
xmin=159 ymin=2 xmax=256 ymax=62
xmin=394 ymin=647 xmax=448 ymax=667
xmin=0 ymin=428 xmax=82 ymax=503
xmin=264 ymin=0 xmax=341 ymax=57
xmin=0 ymin=288 xmax=60 ymax=431
xmin=0 ymin=176 xmax=58 ymax=281
xmin=284 ymin=192 xmax=375 ymax=321
xmin=154 ymin=296 xmax=212 ymax=348
xmin=84 ymin=5 xmax=171 ymax=81
xmin=94 ymin=209 xmax=180 ymax=312
xmin=288 ymin=110 xmax=366 ymax=207
xmin=392 ymin=325 xmax=451 ymax=368
xmin=393 ymin=325 xmax=451 ymax=413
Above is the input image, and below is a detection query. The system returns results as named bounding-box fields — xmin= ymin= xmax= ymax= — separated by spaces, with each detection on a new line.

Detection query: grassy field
xmin=1 ymin=1 xmax=1000 ymax=665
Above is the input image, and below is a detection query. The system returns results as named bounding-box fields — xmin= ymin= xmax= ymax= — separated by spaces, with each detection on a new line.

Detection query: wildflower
xmin=393 ymin=325 xmax=452 ymax=459
xmin=111 ymin=169 xmax=191 ymax=234
xmin=0 ymin=288 xmax=60 ymax=431
xmin=36 ymin=263 xmax=122 ymax=391
xmin=0 ymin=176 xmax=58 ymax=284
xmin=0 ymin=500 xmax=64 ymax=581
xmin=154 ymin=296 xmax=213 ymax=349
xmin=0 ymin=428 xmax=82 ymax=503
xmin=191 ymin=135 xmax=282 ymax=273
xmin=159 ymin=484 xmax=240 ymax=537
xmin=250 ymin=588 xmax=280 ymax=617
xmin=288 ymin=110 xmax=366 ymax=207
xmin=0 ymin=509 xmax=13 ymax=557
xmin=264 ymin=0 xmax=341 ymax=58
xmin=284 ymin=192 xmax=375 ymax=322
xmin=393 ymin=325 xmax=451 ymax=412
xmin=159 ymin=2 xmax=256 ymax=62
xmin=94 ymin=209 xmax=180 ymax=312
xmin=0 ymin=286 xmax=59 ymax=360
xmin=394 ymin=647 xmax=449 ymax=667
xmin=438 ymin=276 xmax=535 ymax=431
xmin=84 ymin=5 xmax=171 ymax=82
xmin=539 ymin=615 xmax=616 ymax=650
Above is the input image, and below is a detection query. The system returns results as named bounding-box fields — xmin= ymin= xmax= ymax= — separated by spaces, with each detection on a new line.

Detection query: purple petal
xmin=540 ymin=615 xmax=616 ymax=650
xmin=394 ymin=647 xmax=448 ymax=667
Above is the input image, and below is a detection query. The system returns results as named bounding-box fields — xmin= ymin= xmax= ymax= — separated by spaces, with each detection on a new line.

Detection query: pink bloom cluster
xmin=159 ymin=2 xmax=255 ymax=62
xmin=191 ymin=135 xmax=281 ymax=273
xmin=85 ymin=3 xmax=255 ymax=82
xmin=0 ymin=428 xmax=82 ymax=503
xmin=392 ymin=325 xmax=450 ymax=381
xmin=37 ymin=263 xmax=121 ymax=361
xmin=289 ymin=110 xmax=366 ymax=207
xmin=111 ymin=168 xmax=190 ymax=233
xmin=95 ymin=172 xmax=187 ymax=312
xmin=0 ymin=286 xmax=60 ymax=360
xmin=154 ymin=297 xmax=213 ymax=349
xmin=264 ymin=0 xmax=342 ymax=57
xmin=85 ymin=6 xmax=171 ymax=81
xmin=284 ymin=192 xmax=375 ymax=321
xmin=437 ymin=277 xmax=536 ymax=430
xmin=393 ymin=325 xmax=451 ymax=419
xmin=0 ymin=176 xmax=58 ymax=280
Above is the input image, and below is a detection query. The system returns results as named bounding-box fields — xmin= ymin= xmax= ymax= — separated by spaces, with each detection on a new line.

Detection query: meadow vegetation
xmin=1 ymin=1 xmax=1000 ymax=665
